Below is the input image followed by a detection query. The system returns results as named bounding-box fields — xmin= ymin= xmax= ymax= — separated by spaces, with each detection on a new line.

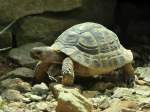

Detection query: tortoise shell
xmin=51 ymin=22 xmax=133 ymax=69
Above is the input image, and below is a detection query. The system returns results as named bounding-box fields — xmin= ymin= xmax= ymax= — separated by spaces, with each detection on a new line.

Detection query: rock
xmin=46 ymin=92 xmax=56 ymax=101
xmin=2 ymin=102 xmax=30 ymax=112
xmin=0 ymin=0 xmax=82 ymax=22
xmin=135 ymin=75 xmax=147 ymax=85
xmin=32 ymin=82 xmax=49 ymax=96
xmin=111 ymin=85 xmax=150 ymax=109
xmin=23 ymin=83 xmax=49 ymax=102
xmin=35 ymin=102 xmax=49 ymax=111
xmin=138 ymin=97 xmax=150 ymax=105
xmin=16 ymin=16 xmax=79 ymax=46
xmin=139 ymin=101 xmax=150 ymax=112
xmin=2 ymin=107 xmax=16 ymax=112
xmin=27 ymin=101 xmax=57 ymax=112
xmin=14 ymin=0 xmax=117 ymax=46
xmin=0 ymin=96 xmax=6 ymax=109
xmin=82 ymin=91 xmax=99 ymax=98
xmin=56 ymin=93 xmax=92 ymax=112
xmin=90 ymin=96 xmax=110 ymax=110
xmin=7 ymin=102 xmax=26 ymax=109
xmin=0 ymin=96 xmax=3 ymax=103
xmin=135 ymin=67 xmax=150 ymax=82
xmin=111 ymin=87 xmax=142 ymax=102
xmin=50 ymin=83 xmax=81 ymax=98
xmin=1 ymin=89 xmax=25 ymax=101
xmin=50 ymin=83 xmax=93 ymax=112
xmin=112 ymin=87 xmax=135 ymax=99
xmin=0 ymin=26 xmax=12 ymax=48
xmin=103 ymin=100 xmax=138 ymax=112
xmin=0 ymin=78 xmax=31 ymax=92
xmin=133 ymin=86 xmax=150 ymax=105
xmin=0 ymin=67 xmax=34 ymax=80
xmin=24 ymin=92 xmax=43 ymax=101
xmin=134 ymin=85 xmax=150 ymax=97
xmin=8 ymin=42 xmax=45 ymax=67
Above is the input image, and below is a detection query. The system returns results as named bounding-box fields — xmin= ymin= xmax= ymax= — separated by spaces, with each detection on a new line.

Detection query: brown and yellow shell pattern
xmin=51 ymin=22 xmax=133 ymax=70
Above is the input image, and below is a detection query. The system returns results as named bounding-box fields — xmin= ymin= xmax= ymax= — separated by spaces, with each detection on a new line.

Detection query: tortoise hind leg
xmin=121 ymin=63 xmax=135 ymax=87
xmin=62 ymin=57 xmax=74 ymax=86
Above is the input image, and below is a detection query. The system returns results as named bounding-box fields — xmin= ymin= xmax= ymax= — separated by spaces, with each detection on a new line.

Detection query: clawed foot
xmin=125 ymin=76 xmax=135 ymax=88
xmin=48 ymin=73 xmax=58 ymax=82
xmin=118 ymin=74 xmax=135 ymax=88
xmin=126 ymin=77 xmax=135 ymax=88
xmin=62 ymin=75 xmax=74 ymax=86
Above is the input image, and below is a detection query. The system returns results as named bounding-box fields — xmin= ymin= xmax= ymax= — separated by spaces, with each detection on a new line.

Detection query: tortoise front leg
xmin=122 ymin=63 xmax=135 ymax=87
xmin=62 ymin=57 xmax=74 ymax=86
xmin=34 ymin=61 xmax=50 ymax=83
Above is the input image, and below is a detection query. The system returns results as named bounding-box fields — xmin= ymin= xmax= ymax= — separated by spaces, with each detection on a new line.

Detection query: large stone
xmin=50 ymin=83 xmax=93 ymax=112
xmin=1 ymin=89 xmax=25 ymax=101
xmin=0 ymin=78 xmax=31 ymax=92
xmin=3 ymin=102 xmax=28 ymax=112
xmin=135 ymin=67 xmax=150 ymax=82
xmin=15 ymin=16 xmax=79 ymax=46
xmin=35 ymin=102 xmax=49 ymax=111
xmin=134 ymin=85 xmax=150 ymax=97
xmin=0 ymin=0 xmax=82 ymax=22
xmin=0 ymin=96 xmax=6 ymax=109
xmin=0 ymin=67 xmax=34 ymax=80
xmin=14 ymin=0 xmax=116 ymax=46
xmin=32 ymin=83 xmax=49 ymax=96
xmin=90 ymin=96 xmax=110 ymax=110
xmin=24 ymin=92 xmax=43 ymax=101
xmin=138 ymin=97 xmax=150 ymax=105
xmin=56 ymin=92 xmax=92 ymax=112
xmin=112 ymin=88 xmax=135 ymax=99
xmin=102 ymin=100 xmax=138 ymax=112
xmin=8 ymin=42 xmax=45 ymax=67
xmin=28 ymin=101 xmax=57 ymax=112
xmin=82 ymin=91 xmax=99 ymax=98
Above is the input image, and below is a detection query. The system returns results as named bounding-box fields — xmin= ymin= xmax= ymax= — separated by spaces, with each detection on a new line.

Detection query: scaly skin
xmin=62 ymin=57 xmax=74 ymax=86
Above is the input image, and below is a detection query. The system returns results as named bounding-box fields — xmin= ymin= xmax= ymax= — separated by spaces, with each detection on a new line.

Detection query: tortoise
xmin=30 ymin=22 xmax=135 ymax=87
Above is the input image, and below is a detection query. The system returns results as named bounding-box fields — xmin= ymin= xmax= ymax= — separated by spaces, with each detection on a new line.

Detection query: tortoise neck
xmin=53 ymin=51 xmax=66 ymax=64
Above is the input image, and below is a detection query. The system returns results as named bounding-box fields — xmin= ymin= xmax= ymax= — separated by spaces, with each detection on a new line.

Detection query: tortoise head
xmin=30 ymin=46 xmax=65 ymax=64
xmin=30 ymin=46 xmax=52 ymax=60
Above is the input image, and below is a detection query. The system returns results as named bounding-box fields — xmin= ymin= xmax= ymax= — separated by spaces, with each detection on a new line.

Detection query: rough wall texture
xmin=0 ymin=0 xmax=82 ymax=22
xmin=0 ymin=0 xmax=116 ymax=48
xmin=15 ymin=16 xmax=79 ymax=45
